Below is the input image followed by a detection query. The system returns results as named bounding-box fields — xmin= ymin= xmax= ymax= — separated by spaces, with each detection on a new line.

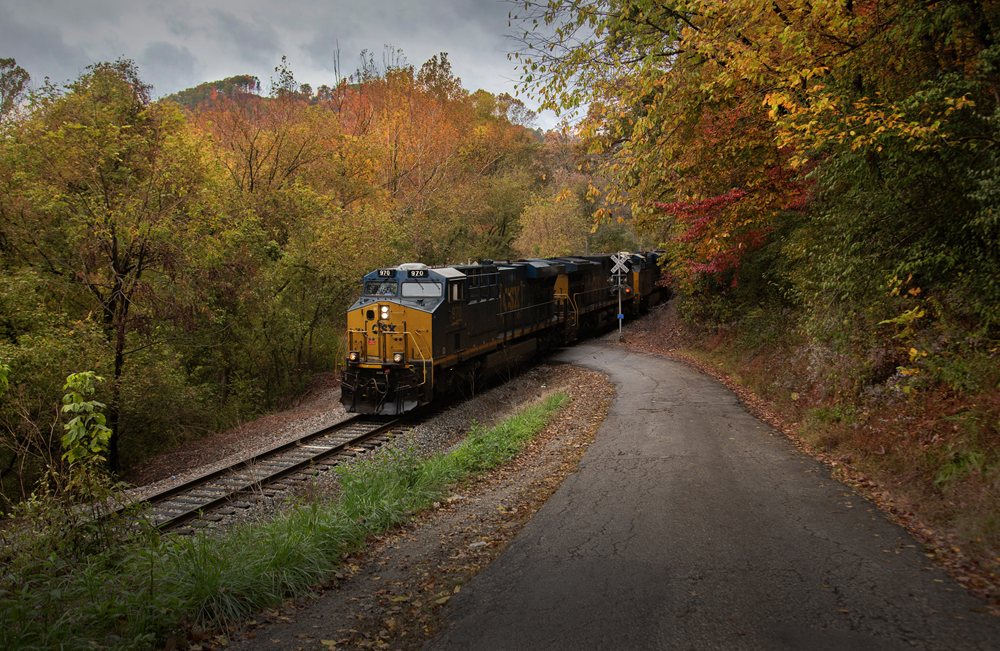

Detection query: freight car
xmin=340 ymin=253 xmax=662 ymax=415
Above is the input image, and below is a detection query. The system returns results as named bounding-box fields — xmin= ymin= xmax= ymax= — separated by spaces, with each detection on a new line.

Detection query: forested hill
xmin=162 ymin=74 xmax=261 ymax=110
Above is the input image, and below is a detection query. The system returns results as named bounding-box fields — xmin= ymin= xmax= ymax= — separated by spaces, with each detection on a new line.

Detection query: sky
xmin=0 ymin=0 xmax=564 ymax=129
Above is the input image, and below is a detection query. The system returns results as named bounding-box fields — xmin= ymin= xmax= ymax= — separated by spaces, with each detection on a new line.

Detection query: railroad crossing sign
xmin=611 ymin=252 xmax=631 ymax=275
xmin=611 ymin=252 xmax=631 ymax=342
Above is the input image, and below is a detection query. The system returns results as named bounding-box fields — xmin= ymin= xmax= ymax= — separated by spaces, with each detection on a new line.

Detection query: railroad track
xmin=136 ymin=415 xmax=409 ymax=533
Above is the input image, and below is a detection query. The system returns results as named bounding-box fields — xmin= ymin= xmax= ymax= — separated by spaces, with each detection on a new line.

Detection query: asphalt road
xmin=426 ymin=342 xmax=1000 ymax=650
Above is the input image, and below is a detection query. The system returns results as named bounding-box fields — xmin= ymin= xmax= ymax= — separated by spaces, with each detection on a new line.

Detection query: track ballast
xmin=135 ymin=415 xmax=410 ymax=533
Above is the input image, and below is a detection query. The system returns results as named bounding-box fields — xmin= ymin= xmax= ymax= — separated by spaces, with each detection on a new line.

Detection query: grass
xmin=0 ymin=392 xmax=570 ymax=650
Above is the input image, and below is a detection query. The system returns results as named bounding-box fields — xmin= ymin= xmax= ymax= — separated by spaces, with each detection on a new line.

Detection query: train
xmin=339 ymin=253 xmax=664 ymax=415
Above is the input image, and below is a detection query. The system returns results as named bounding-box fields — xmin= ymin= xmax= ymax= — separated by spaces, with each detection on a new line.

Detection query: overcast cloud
xmin=0 ymin=0 xmax=561 ymax=128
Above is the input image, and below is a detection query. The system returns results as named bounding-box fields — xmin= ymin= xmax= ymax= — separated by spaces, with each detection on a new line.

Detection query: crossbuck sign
xmin=610 ymin=252 xmax=631 ymax=341
xmin=611 ymin=252 xmax=630 ymax=275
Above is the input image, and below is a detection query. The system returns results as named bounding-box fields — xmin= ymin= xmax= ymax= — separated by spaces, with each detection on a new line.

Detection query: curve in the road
xmin=428 ymin=342 xmax=1000 ymax=651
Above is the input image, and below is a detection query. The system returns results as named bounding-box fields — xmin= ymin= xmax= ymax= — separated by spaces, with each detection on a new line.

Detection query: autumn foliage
xmin=0 ymin=50 xmax=566 ymax=492
xmin=513 ymin=0 xmax=1000 ymax=310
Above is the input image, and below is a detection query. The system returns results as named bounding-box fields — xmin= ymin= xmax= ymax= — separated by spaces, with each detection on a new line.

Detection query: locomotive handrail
xmin=499 ymin=299 xmax=561 ymax=341
xmin=404 ymin=329 xmax=430 ymax=387
xmin=573 ymin=287 xmax=618 ymax=311
xmin=566 ymin=293 xmax=580 ymax=328
xmin=554 ymin=291 xmax=569 ymax=319
xmin=346 ymin=328 xmax=367 ymax=361
xmin=497 ymin=298 xmax=560 ymax=318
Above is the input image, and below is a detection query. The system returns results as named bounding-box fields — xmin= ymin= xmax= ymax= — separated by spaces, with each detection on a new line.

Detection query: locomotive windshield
xmin=401 ymin=280 xmax=443 ymax=298
xmin=364 ymin=280 xmax=398 ymax=296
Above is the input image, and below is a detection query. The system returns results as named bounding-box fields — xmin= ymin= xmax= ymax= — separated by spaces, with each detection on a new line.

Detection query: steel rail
xmin=138 ymin=415 xmax=403 ymax=531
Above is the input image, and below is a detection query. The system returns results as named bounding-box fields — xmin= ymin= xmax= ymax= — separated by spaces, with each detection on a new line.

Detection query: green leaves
xmin=60 ymin=371 xmax=111 ymax=464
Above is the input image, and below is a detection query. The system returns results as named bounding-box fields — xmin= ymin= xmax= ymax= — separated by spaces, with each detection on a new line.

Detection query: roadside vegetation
xmin=509 ymin=0 xmax=1000 ymax=601
xmin=671 ymin=288 xmax=1000 ymax=600
xmin=0 ymin=390 xmax=569 ymax=650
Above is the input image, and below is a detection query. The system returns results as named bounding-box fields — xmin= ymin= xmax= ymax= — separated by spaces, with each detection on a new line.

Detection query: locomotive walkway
xmin=426 ymin=343 xmax=1000 ymax=650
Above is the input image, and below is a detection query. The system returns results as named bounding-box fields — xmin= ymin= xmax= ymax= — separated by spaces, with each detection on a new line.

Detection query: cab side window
xmin=449 ymin=280 xmax=466 ymax=303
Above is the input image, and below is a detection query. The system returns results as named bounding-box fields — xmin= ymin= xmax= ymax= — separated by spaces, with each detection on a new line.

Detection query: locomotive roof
xmin=368 ymin=252 xmax=659 ymax=281
xmin=433 ymin=267 xmax=466 ymax=279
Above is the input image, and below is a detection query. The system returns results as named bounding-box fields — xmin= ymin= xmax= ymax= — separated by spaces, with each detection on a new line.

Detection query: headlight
xmin=393 ymin=352 xmax=404 ymax=363
xmin=348 ymin=351 xmax=359 ymax=362
xmin=380 ymin=305 xmax=390 ymax=319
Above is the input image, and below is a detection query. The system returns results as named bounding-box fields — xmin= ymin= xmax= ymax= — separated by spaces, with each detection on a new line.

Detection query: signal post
xmin=610 ymin=252 xmax=631 ymax=342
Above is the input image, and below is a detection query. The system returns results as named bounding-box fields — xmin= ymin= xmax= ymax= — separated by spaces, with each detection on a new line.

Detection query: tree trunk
xmin=107 ymin=316 xmax=126 ymax=475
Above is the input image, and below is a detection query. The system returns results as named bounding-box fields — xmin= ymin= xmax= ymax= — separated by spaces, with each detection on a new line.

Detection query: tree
xmin=192 ymin=70 xmax=336 ymax=241
xmin=0 ymin=59 xmax=230 ymax=473
xmin=0 ymin=58 xmax=29 ymax=119
xmin=338 ymin=48 xmax=538 ymax=262
xmin=514 ymin=182 xmax=589 ymax=258
xmin=185 ymin=59 xmax=407 ymax=400
xmin=417 ymin=53 xmax=466 ymax=104
xmin=509 ymin=0 xmax=805 ymax=281
xmin=162 ymin=74 xmax=260 ymax=111
xmin=512 ymin=0 xmax=1000 ymax=319
xmin=270 ymin=55 xmax=299 ymax=97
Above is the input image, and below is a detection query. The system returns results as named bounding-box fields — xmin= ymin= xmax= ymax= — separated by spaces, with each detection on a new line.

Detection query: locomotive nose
xmin=362 ymin=303 xmax=407 ymax=365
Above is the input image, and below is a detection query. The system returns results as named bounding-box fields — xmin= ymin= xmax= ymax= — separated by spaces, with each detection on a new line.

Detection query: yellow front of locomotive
xmin=340 ymin=265 xmax=437 ymax=415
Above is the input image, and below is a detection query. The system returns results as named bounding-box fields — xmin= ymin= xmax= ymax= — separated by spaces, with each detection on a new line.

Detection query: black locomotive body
xmin=340 ymin=253 xmax=662 ymax=415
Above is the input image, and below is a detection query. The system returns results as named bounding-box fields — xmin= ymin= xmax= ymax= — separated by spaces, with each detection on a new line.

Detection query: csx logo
xmin=503 ymin=286 xmax=522 ymax=311
xmin=368 ymin=322 xmax=398 ymax=334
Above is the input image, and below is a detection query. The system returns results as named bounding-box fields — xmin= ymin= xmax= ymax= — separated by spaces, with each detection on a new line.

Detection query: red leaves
xmin=653 ymin=188 xmax=773 ymax=287
xmin=653 ymin=188 xmax=747 ymax=245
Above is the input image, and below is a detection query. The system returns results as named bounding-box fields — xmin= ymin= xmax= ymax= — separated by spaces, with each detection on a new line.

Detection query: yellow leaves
xmin=945 ymin=94 xmax=976 ymax=111
xmin=880 ymin=306 xmax=925 ymax=331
